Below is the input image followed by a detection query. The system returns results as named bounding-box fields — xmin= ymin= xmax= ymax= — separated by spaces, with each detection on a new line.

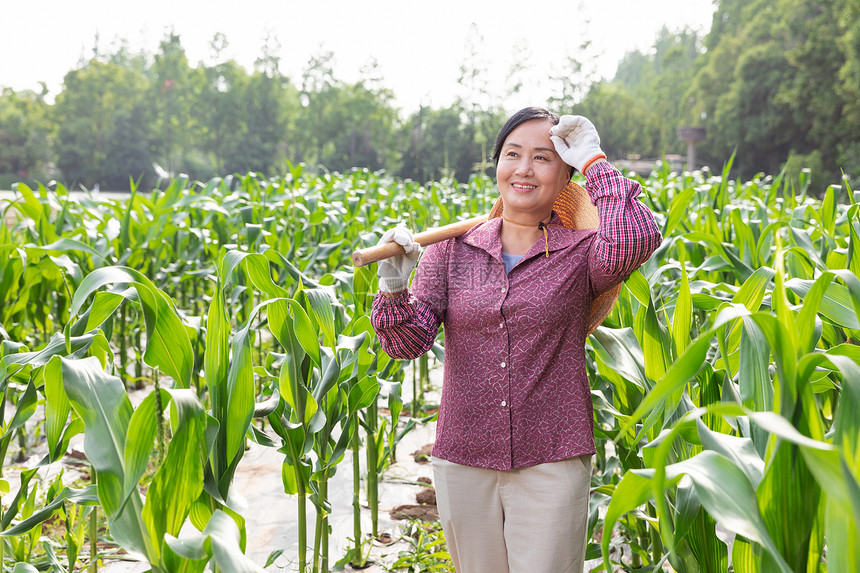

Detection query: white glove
xmin=549 ymin=115 xmax=604 ymax=173
xmin=377 ymin=226 xmax=421 ymax=293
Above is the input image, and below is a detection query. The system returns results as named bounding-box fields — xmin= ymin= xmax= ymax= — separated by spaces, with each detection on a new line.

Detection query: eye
xmin=535 ymin=154 xmax=549 ymax=161
xmin=504 ymin=151 xmax=519 ymax=158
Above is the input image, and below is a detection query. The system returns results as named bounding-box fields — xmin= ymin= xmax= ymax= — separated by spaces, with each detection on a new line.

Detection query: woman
xmin=371 ymin=107 xmax=661 ymax=573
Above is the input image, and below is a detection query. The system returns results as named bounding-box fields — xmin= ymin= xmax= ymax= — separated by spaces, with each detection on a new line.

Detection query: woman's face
xmin=496 ymin=118 xmax=570 ymax=221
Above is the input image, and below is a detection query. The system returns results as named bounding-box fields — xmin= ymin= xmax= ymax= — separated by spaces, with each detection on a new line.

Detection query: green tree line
xmin=578 ymin=0 xmax=860 ymax=183
xmin=1 ymin=0 xmax=859 ymax=191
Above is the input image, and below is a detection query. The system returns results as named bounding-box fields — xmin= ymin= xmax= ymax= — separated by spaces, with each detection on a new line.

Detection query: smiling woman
xmin=371 ymin=106 xmax=662 ymax=573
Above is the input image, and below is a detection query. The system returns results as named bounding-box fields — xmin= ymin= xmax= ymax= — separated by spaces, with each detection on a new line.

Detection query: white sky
xmin=1 ymin=0 xmax=715 ymax=114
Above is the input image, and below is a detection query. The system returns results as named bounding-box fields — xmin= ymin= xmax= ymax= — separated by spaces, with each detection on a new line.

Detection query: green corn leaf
xmin=732 ymin=267 xmax=775 ymax=312
xmin=288 ymin=299 xmax=321 ymax=368
xmin=70 ymin=266 xmax=193 ymax=388
xmin=729 ymin=208 xmax=757 ymax=267
xmin=589 ymin=327 xmax=649 ymax=389
xmin=665 ymin=188 xmax=696 ymax=237
xmin=624 ymin=269 xmax=651 ymax=307
xmin=673 ymin=477 xmax=700 ymax=545
xmin=348 ymin=376 xmax=381 ymax=416
xmin=686 ymin=506 xmax=728 ymax=573
xmin=675 ymin=451 xmax=792 ymax=573
xmin=672 ymin=260 xmax=692 ymax=355
xmin=747 ymin=313 xmax=798 ymax=415
xmin=731 ymin=536 xmax=762 ymax=573
xmin=601 ymin=469 xmax=663 ymax=568
xmin=0 ymin=331 xmax=100 ymax=388
xmin=1 ymin=378 xmax=38 ymax=440
xmin=696 ymin=419 xmax=764 ymax=488
xmin=738 ymin=316 xmax=772 ymax=411
xmin=60 ymin=356 xmax=150 ymax=558
xmin=279 ymin=360 xmax=317 ymax=427
xmin=304 ymin=287 xmax=336 ymax=349
xmin=42 ymin=357 xmax=72 ymax=459
xmin=821 ymin=185 xmax=837 ymax=235
xmin=142 ymin=390 xmax=209 ymax=560
xmin=225 ymin=322 xmax=255 ymax=471
xmin=621 ymin=333 xmax=711 ymax=438
xmin=314 ymin=347 xmax=342 ymax=404
xmin=643 ymin=297 xmax=671 ymax=381
xmin=788 ymin=226 xmax=825 ymax=268
xmin=786 ymin=278 xmax=860 ymax=329
xmin=221 ymin=252 xmax=290 ymax=299
xmin=165 ymin=510 xmax=263 ymax=572
xmin=25 ymin=237 xmax=106 ymax=262
xmin=757 ymin=438 xmax=821 ymax=572
xmin=832 ymin=268 xmax=860 ymax=324
xmin=847 ymin=205 xmax=860 ymax=277
xmin=795 ymin=272 xmax=836 ymax=353
xmin=84 ymin=289 xmax=134 ymax=333
xmin=205 ymin=286 xmax=230 ymax=438
xmin=826 ymin=493 xmax=860 ymax=571
xmin=122 ymin=389 xmax=162 ymax=501
xmin=0 ymin=485 xmax=96 ymax=537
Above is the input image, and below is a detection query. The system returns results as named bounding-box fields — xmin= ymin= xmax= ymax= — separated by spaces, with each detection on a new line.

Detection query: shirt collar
xmin=463 ymin=211 xmax=578 ymax=261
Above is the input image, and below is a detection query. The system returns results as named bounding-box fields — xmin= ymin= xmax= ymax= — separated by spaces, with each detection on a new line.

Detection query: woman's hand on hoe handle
xmin=376 ymin=226 xmax=421 ymax=296
xmin=352 ymin=215 xmax=487 ymax=268
xmin=549 ymin=115 xmax=606 ymax=175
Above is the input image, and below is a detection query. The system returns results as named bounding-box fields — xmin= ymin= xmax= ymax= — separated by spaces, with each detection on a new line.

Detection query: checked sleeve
xmin=370 ymin=240 xmax=449 ymax=360
xmin=586 ymin=162 xmax=662 ymax=295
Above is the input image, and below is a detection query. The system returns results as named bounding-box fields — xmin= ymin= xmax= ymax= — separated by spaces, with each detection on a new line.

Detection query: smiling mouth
xmin=512 ymin=183 xmax=537 ymax=191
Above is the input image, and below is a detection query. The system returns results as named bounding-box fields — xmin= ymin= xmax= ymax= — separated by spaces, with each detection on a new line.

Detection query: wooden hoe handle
xmin=352 ymin=215 xmax=488 ymax=267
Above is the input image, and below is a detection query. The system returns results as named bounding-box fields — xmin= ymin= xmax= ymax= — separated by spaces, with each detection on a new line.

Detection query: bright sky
xmin=2 ymin=0 xmax=715 ymax=113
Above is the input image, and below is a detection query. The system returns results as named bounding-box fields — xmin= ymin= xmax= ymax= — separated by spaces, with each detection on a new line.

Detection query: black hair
xmin=491 ymin=107 xmax=573 ymax=178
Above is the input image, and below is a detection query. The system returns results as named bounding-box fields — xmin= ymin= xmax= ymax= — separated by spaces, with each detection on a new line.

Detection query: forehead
xmin=503 ymin=119 xmax=555 ymax=147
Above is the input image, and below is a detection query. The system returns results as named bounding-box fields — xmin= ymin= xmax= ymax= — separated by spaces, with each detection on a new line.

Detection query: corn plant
xmin=587 ymin=165 xmax=860 ymax=572
xmin=5 ymin=160 xmax=857 ymax=573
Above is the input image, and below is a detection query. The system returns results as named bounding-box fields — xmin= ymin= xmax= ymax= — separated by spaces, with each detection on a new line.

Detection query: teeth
xmin=513 ymin=184 xmax=536 ymax=189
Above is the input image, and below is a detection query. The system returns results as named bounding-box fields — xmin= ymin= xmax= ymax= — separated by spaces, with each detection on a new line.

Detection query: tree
xmin=0 ymin=87 xmax=52 ymax=181
xmin=102 ymin=102 xmax=155 ymax=190
xmin=53 ymin=59 xmax=150 ymax=188
xmin=687 ymin=0 xmax=853 ymax=181
xmin=198 ymin=39 xmax=252 ymax=175
xmin=148 ymin=31 xmax=204 ymax=177
xmin=294 ymin=51 xmax=401 ymax=173
xmin=577 ymin=83 xmax=660 ymax=161
xmin=398 ymin=103 xmax=504 ymax=183
xmin=243 ymin=32 xmax=299 ymax=175
xmin=836 ymin=0 xmax=860 ymax=176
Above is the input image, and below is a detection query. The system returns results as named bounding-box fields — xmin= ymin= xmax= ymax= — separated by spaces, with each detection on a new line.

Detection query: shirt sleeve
xmin=586 ymin=161 xmax=662 ymax=295
xmin=370 ymin=240 xmax=449 ymax=359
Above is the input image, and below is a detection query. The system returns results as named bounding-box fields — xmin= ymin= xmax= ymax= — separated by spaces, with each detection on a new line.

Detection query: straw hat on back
xmin=488 ymin=179 xmax=621 ymax=335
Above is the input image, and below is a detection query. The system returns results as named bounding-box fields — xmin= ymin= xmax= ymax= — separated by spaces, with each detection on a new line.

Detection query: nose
xmin=514 ymin=157 xmax=534 ymax=176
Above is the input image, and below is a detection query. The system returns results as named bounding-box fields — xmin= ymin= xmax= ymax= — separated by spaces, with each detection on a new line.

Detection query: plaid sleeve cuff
xmin=371 ymin=290 xmax=441 ymax=359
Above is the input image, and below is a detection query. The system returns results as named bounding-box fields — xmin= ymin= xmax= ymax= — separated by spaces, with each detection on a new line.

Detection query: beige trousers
xmin=431 ymin=455 xmax=592 ymax=573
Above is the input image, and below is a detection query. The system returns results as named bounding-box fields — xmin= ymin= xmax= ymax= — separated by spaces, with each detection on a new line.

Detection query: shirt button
xmin=500 ymin=287 xmax=506 ymax=293
xmin=499 ymin=322 xmax=504 ymax=328
xmin=501 ymin=401 xmax=507 ymax=407
xmin=501 ymin=362 xmax=506 ymax=368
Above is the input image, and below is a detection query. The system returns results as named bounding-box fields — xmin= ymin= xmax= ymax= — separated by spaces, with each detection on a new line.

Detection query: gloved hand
xmin=549 ymin=115 xmax=605 ymax=174
xmin=377 ymin=226 xmax=421 ymax=293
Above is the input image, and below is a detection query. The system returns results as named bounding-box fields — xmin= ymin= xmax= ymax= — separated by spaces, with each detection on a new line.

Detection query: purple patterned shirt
xmin=371 ymin=162 xmax=662 ymax=470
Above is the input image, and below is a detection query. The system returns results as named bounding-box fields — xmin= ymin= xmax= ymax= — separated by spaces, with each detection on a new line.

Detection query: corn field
xmin=0 ymin=159 xmax=858 ymax=572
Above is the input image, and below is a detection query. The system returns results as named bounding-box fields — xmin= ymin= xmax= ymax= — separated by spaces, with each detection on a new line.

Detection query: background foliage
xmin=1 ymin=0 xmax=859 ymax=192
